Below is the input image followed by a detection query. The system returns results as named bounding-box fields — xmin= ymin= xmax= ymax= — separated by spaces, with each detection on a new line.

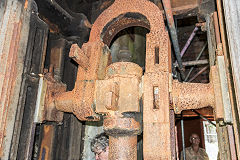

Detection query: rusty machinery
xmin=37 ymin=0 xmax=230 ymax=159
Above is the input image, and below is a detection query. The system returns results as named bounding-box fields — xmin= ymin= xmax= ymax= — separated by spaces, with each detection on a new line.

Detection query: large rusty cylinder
xmin=95 ymin=62 xmax=143 ymax=113
xmin=108 ymin=135 xmax=137 ymax=160
xmin=172 ymin=80 xmax=215 ymax=114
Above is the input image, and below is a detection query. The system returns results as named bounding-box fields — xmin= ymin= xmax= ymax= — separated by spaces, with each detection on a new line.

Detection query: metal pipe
xmin=162 ymin=0 xmax=185 ymax=80
xmin=172 ymin=82 xmax=215 ymax=114
xmin=181 ymin=113 xmax=186 ymax=160
xmin=46 ymin=0 xmax=74 ymax=21
xmin=104 ymin=115 xmax=140 ymax=160
xmin=109 ymin=135 xmax=137 ymax=160
xmin=191 ymin=110 xmax=216 ymax=127
xmin=170 ymin=110 xmax=176 ymax=159
xmin=185 ymin=43 xmax=207 ymax=81
xmin=174 ymin=59 xmax=208 ymax=67
xmin=180 ymin=26 xmax=199 ymax=57
xmin=188 ymin=65 xmax=209 ymax=82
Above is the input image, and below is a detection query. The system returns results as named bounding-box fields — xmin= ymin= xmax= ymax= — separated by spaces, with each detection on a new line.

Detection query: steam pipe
xmin=162 ymin=0 xmax=185 ymax=80
xmin=173 ymin=59 xmax=208 ymax=67
xmin=188 ymin=65 xmax=208 ymax=82
xmin=191 ymin=110 xmax=216 ymax=127
xmin=180 ymin=26 xmax=199 ymax=58
xmin=181 ymin=113 xmax=186 ymax=160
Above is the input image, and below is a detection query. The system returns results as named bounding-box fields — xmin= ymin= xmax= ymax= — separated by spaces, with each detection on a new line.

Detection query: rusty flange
xmin=104 ymin=115 xmax=141 ymax=136
xmin=43 ymin=72 xmax=66 ymax=122
xmin=103 ymin=113 xmax=141 ymax=160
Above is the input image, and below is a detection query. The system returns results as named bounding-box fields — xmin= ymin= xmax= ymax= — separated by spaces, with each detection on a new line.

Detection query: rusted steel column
xmin=94 ymin=61 xmax=142 ymax=160
xmin=172 ymin=80 xmax=215 ymax=114
xmin=96 ymin=62 xmax=142 ymax=160
xmin=109 ymin=136 xmax=137 ymax=160
xmin=95 ymin=61 xmax=142 ymax=160
xmin=104 ymin=115 xmax=140 ymax=160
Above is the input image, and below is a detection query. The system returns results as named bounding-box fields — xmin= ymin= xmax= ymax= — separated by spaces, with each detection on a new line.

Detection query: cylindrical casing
xmin=109 ymin=135 xmax=137 ymax=160
xmin=172 ymin=80 xmax=215 ymax=114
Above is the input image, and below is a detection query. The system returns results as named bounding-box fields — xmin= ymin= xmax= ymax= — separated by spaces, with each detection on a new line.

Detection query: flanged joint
xmin=103 ymin=115 xmax=141 ymax=136
xmin=106 ymin=62 xmax=143 ymax=79
xmin=103 ymin=114 xmax=141 ymax=160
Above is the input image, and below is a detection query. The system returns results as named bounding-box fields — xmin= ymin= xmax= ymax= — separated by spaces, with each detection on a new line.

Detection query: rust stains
xmin=94 ymin=61 xmax=142 ymax=160
xmin=47 ymin=0 xmax=223 ymax=159
xmin=109 ymin=135 xmax=137 ymax=160
xmin=54 ymin=41 xmax=111 ymax=121
xmin=105 ymin=62 xmax=142 ymax=79
xmin=69 ymin=44 xmax=89 ymax=70
xmin=104 ymin=114 xmax=141 ymax=136
xmin=38 ymin=125 xmax=55 ymax=160
xmin=0 ymin=20 xmax=22 ymax=156
xmin=89 ymin=0 xmax=167 ymax=45
xmin=104 ymin=113 xmax=141 ymax=160
xmin=95 ymin=62 xmax=142 ymax=114
xmin=43 ymin=72 xmax=66 ymax=122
